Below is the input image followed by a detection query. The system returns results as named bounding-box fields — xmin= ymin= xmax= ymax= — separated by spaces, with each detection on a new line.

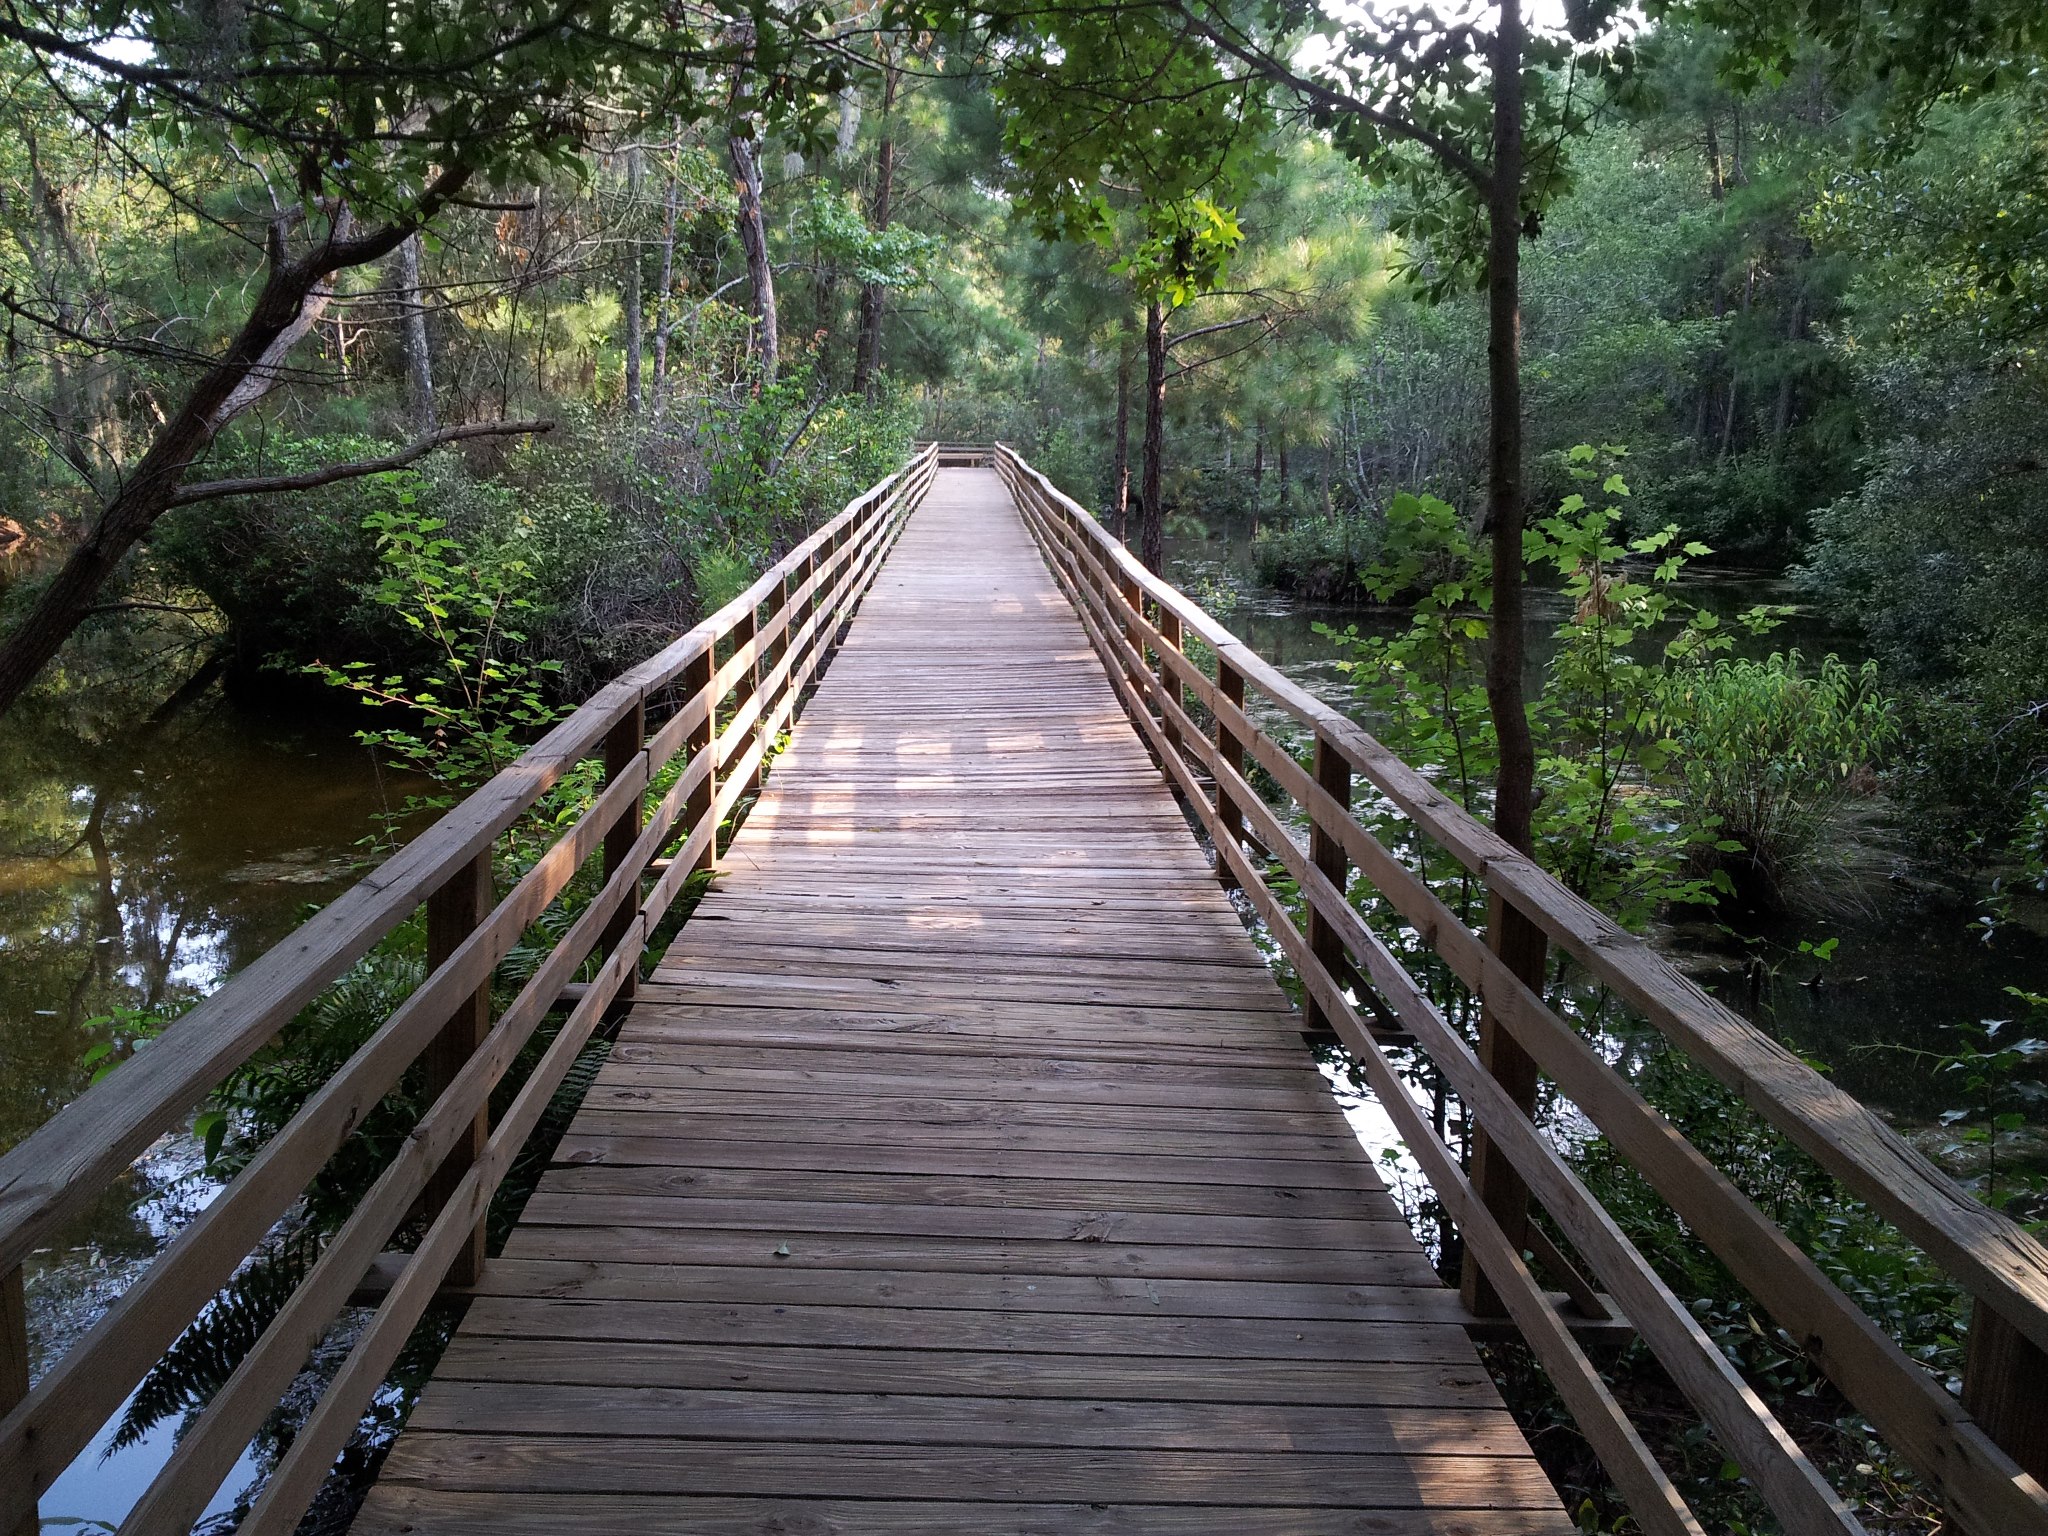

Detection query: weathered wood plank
xmin=355 ymin=1490 xmax=1572 ymax=1536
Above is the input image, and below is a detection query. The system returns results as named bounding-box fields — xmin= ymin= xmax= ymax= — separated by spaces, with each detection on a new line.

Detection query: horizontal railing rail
xmin=0 ymin=444 xmax=937 ymax=1536
xmin=916 ymin=440 xmax=991 ymax=466
xmin=995 ymin=442 xmax=2048 ymax=1536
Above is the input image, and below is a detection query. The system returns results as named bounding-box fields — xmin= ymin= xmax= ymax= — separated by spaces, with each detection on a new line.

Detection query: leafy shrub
xmin=1251 ymin=513 xmax=1385 ymax=599
xmin=1665 ymin=651 xmax=1897 ymax=910
xmin=307 ymin=476 xmax=567 ymax=790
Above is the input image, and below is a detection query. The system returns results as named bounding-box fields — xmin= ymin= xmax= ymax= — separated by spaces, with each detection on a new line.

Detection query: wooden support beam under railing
xmin=1305 ymin=732 xmax=1350 ymax=1036
xmin=600 ymin=698 xmax=648 ymax=1014
xmin=1214 ymin=659 xmax=1247 ymax=892
xmin=1461 ymin=891 xmax=1550 ymax=1319
xmin=421 ymin=850 xmax=493 ymax=1287
xmin=2 ymin=1266 xmax=29 ymax=1536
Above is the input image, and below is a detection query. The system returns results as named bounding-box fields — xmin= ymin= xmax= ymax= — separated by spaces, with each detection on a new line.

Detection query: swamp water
xmin=0 ymin=696 xmax=428 ymax=1529
xmin=1163 ymin=510 xmax=2048 ymax=1123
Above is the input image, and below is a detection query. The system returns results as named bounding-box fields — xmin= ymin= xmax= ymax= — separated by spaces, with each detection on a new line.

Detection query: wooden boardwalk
xmin=353 ymin=469 xmax=1571 ymax=1534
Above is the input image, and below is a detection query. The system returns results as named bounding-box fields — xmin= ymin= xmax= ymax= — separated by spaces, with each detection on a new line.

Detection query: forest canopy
xmin=0 ymin=0 xmax=2041 ymax=890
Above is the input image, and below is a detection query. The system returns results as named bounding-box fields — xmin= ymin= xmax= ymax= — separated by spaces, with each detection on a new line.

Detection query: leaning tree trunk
xmin=1139 ymin=300 xmax=1167 ymax=573
xmin=1458 ymin=0 xmax=1547 ymax=1325
xmin=728 ymin=129 xmax=778 ymax=388
xmin=1111 ymin=333 xmax=1132 ymax=540
xmin=623 ymin=146 xmax=644 ymax=415
xmin=1483 ymin=0 xmax=1533 ymax=858
xmin=394 ymin=233 xmax=436 ymax=434
xmin=853 ymin=61 xmax=900 ymax=400
xmin=0 ymin=180 xmax=474 ymax=718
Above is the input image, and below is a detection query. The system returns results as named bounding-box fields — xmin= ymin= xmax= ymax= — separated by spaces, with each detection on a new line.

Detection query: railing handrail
xmin=0 ymin=445 xmax=937 ymax=1535
xmin=994 ymin=441 xmax=2048 ymax=1536
xmin=0 ymin=449 xmax=927 ymax=1277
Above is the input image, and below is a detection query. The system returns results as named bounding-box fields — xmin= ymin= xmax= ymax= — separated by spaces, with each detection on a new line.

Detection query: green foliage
xmin=201 ymin=951 xmax=428 ymax=1226
xmin=690 ymin=544 xmax=755 ymax=617
xmin=1323 ymin=451 xmax=1831 ymax=928
xmin=984 ymin=5 xmax=1271 ymax=302
xmin=307 ymin=476 xmax=566 ymax=789
xmin=797 ymin=187 xmax=947 ymax=293
xmin=1873 ymin=990 xmax=2048 ymax=1222
xmin=1665 ymin=651 xmax=1895 ymax=908
xmin=1250 ymin=514 xmax=1387 ymax=600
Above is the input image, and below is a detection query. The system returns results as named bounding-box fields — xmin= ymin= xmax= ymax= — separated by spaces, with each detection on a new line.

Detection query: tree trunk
xmin=1111 ymin=332 xmax=1132 ymax=540
xmin=1253 ymin=414 xmax=1265 ymax=510
xmin=0 ymin=201 xmax=460 ymax=716
xmin=1139 ymin=300 xmax=1167 ymax=573
xmin=853 ymin=61 xmax=900 ymax=400
xmin=1772 ymin=285 xmax=1806 ymax=448
xmin=728 ymin=128 xmax=778 ymax=388
xmin=395 ymin=233 xmax=436 ymax=434
xmin=813 ymin=261 xmax=840 ymax=384
xmin=1483 ymin=0 xmax=1534 ymax=857
xmin=623 ymin=146 xmax=644 ymax=415
xmin=651 ymin=156 xmax=678 ymax=417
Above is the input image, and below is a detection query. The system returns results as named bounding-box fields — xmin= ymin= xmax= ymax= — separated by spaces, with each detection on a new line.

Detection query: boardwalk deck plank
xmin=351 ymin=467 xmax=1569 ymax=1534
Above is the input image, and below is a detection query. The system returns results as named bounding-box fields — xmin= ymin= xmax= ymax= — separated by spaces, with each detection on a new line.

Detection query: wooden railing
xmin=0 ymin=445 xmax=937 ymax=1536
xmin=996 ymin=443 xmax=2048 ymax=1536
xmin=917 ymin=440 xmax=991 ymax=467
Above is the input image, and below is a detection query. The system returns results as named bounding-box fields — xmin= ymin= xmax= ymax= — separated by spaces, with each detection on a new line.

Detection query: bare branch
xmin=1164 ymin=311 xmax=1272 ymax=349
xmin=168 ymin=420 xmax=554 ymax=507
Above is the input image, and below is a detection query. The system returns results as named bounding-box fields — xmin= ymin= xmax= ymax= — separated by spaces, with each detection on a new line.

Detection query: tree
xmin=1153 ymin=0 xmax=1622 ymax=852
xmin=0 ymin=0 xmax=841 ymax=715
xmin=981 ymin=2 xmax=1274 ymax=568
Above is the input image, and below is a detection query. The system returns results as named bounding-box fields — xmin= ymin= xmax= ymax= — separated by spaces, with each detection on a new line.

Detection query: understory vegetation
xmin=1 ymin=0 xmax=2044 ymax=1532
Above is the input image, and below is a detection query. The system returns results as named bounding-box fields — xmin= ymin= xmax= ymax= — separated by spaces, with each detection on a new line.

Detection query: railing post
xmin=1460 ymin=892 xmax=1548 ymax=1317
xmin=1156 ymin=606 xmax=1184 ymax=754
xmin=422 ymin=850 xmax=492 ymax=1287
xmin=1214 ymin=660 xmax=1246 ymax=890
xmin=1964 ymin=1299 xmax=2048 ymax=1480
xmin=764 ymin=568 xmax=793 ymax=735
xmin=732 ymin=605 xmax=761 ymax=800
xmin=1116 ymin=569 xmax=1145 ymax=700
xmin=684 ymin=646 xmax=715 ymax=875
xmin=792 ymin=549 xmax=818 ymax=692
xmin=599 ymin=696 xmax=646 ymax=1012
xmin=1305 ymin=732 xmax=1350 ymax=1034
xmin=3 ymin=1263 xmax=32 ymax=1536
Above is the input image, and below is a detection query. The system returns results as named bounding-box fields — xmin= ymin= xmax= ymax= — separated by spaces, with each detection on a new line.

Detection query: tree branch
xmin=1173 ymin=5 xmax=1492 ymax=192
xmin=169 ymin=420 xmax=554 ymax=506
xmin=1163 ymin=311 xmax=1271 ymax=349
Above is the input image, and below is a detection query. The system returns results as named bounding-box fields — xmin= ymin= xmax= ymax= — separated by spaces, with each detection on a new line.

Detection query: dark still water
xmin=0 ymin=690 xmax=427 ymax=1527
xmin=1163 ymin=510 xmax=2048 ymax=1128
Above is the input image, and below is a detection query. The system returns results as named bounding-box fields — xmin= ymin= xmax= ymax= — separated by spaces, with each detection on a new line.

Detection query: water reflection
xmin=1163 ymin=510 xmax=2042 ymax=1125
xmin=0 ymin=697 xmax=426 ymax=1159
xmin=0 ymin=687 xmax=430 ymax=1528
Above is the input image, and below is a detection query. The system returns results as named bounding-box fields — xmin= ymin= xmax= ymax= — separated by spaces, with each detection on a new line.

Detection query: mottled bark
xmin=1111 ymin=332 xmax=1132 ymax=540
xmin=1483 ymin=0 xmax=1534 ymax=858
xmin=728 ymin=129 xmax=778 ymax=387
xmin=651 ymin=160 xmax=678 ymax=416
xmin=395 ymin=233 xmax=436 ymax=434
xmin=1140 ymin=300 xmax=1167 ymax=573
xmin=623 ymin=146 xmax=644 ymax=415
xmin=853 ymin=62 xmax=900 ymax=400
xmin=0 ymin=179 xmax=473 ymax=717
